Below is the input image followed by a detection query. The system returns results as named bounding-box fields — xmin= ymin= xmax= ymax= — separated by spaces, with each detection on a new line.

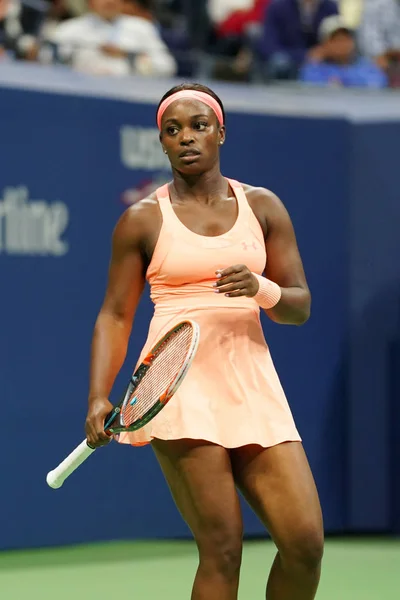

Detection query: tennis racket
xmin=46 ymin=320 xmax=200 ymax=489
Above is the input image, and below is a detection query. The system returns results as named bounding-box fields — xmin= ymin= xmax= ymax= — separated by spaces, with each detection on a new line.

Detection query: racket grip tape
xmin=46 ymin=440 xmax=96 ymax=489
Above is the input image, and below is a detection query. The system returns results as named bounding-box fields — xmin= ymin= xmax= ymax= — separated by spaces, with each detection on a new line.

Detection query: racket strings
xmin=121 ymin=323 xmax=194 ymax=426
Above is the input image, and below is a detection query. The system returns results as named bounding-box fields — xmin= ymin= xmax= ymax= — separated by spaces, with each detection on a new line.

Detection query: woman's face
xmin=160 ymin=99 xmax=225 ymax=174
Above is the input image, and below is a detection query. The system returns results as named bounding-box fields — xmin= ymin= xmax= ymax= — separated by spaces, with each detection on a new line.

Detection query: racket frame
xmin=99 ymin=319 xmax=199 ymax=434
xmin=46 ymin=319 xmax=200 ymax=489
xmin=46 ymin=319 xmax=199 ymax=488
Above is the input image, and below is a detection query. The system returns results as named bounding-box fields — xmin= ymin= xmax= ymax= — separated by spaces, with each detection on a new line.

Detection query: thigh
xmin=152 ymin=438 xmax=243 ymax=548
xmin=230 ymin=442 xmax=323 ymax=553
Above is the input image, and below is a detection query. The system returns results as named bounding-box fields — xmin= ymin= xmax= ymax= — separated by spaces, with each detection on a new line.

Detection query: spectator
xmin=300 ymin=15 xmax=388 ymax=88
xmin=208 ymin=0 xmax=269 ymax=39
xmin=0 ymin=0 xmax=46 ymax=60
xmin=208 ymin=0 xmax=254 ymax=33
xmin=36 ymin=2 xmax=80 ymax=57
xmin=51 ymin=0 xmax=177 ymax=76
xmin=0 ymin=0 xmax=6 ymax=54
xmin=358 ymin=0 xmax=400 ymax=86
xmin=259 ymin=0 xmax=338 ymax=80
xmin=121 ymin=0 xmax=153 ymax=20
xmin=207 ymin=0 xmax=267 ymax=81
xmin=180 ymin=0 xmax=212 ymax=68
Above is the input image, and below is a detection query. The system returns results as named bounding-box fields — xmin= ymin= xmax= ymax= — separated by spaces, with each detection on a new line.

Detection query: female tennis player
xmin=85 ymin=83 xmax=323 ymax=600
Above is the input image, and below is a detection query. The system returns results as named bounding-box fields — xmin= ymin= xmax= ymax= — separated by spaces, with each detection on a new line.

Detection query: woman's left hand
xmin=213 ymin=265 xmax=259 ymax=298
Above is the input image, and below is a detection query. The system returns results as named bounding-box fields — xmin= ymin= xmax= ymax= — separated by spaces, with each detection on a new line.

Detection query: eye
xmin=166 ymin=126 xmax=179 ymax=135
xmin=193 ymin=121 xmax=208 ymax=131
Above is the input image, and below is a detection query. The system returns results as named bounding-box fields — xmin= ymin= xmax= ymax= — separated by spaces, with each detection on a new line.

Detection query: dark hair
xmin=157 ymin=83 xmax=226 ymax=126
xmin=125 ymin=0 xmax=154 ymax=9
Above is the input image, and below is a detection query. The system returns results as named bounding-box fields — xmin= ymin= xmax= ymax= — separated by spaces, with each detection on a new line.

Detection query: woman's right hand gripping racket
xmin=46 ymin=320 xmax=200 ymax=489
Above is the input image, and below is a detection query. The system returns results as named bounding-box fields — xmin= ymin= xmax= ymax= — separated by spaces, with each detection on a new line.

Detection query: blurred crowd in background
xmin=0 ymin=0 xmax=399 ymax=88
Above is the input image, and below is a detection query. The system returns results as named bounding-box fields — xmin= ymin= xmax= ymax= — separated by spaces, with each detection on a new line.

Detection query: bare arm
xmin=85 ymin=203 xmax=150 ymax=447
xmin=262 ymin=190 xmax=311 ymax=325
xmin=89 ymin=215 xmax=145 ymax=399
xmin=213 ymin=188 xmax=310 ymax=326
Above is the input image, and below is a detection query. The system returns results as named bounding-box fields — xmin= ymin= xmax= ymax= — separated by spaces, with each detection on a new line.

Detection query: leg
xmin=231 ymin=442 xmax=324 ymax=600
xmin=152 ymin=438 xmax=243 ymax=600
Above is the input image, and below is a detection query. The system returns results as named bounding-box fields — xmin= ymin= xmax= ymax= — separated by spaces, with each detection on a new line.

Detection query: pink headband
xmin=157 ymin=90 xmax=224 ymax=130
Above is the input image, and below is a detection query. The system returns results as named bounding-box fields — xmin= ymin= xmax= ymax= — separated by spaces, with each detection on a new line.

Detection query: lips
xmin=179 ymin=150 xmax=201 ymax=158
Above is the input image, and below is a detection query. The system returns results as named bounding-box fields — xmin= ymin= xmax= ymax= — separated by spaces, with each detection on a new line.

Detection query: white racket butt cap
xmin=46 ymin=471 xmax=64 ymax=489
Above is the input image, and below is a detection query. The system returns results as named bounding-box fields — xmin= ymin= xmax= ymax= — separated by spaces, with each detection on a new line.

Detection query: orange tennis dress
xmin=118 ymin=179 xmax=301 ymax=448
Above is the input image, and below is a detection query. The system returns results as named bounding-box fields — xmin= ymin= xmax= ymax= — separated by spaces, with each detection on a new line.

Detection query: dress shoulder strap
xmin=226 ymin=178 xmax=265 ymax=247
xmin=156 ymin=184 xmax=173 ymax=218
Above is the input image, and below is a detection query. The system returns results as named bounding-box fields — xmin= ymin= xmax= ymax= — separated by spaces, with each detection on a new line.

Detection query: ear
xmin=159 ymin=132 xmax=167 ymax=154
xmin=218 ymin=125 xmax=226 ymax=147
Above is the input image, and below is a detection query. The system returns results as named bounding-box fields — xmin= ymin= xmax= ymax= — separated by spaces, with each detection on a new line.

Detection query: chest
xmin=77 ymin=22 xmax=117 ymax=45
xmin=73 ymin=20 xmax=142 ymax=49
xmin=172 ymin=197 xmax=238 ymax=237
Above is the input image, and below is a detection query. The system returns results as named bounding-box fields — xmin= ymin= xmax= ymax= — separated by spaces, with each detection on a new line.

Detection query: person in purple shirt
xmin=259 ymin=0 xmax=338 ymax=80
xmin=300 ymin=16 xmax=388 ymax=88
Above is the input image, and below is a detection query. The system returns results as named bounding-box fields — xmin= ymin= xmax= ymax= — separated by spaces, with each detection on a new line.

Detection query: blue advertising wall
xmin=0 ymin=66 xmax=399 ymax=549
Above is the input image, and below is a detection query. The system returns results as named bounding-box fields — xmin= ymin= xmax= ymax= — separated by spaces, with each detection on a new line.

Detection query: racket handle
xmin=46 ymin=439 xmax=96 ymax=489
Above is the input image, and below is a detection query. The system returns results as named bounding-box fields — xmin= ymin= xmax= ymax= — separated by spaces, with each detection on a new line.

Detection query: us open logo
xmin=120 ymin=126 xmax=170 ymax=171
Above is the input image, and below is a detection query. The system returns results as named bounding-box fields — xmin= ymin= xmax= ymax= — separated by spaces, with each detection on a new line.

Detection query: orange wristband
xmin=252 ymin=273 xmax=282 ymax=309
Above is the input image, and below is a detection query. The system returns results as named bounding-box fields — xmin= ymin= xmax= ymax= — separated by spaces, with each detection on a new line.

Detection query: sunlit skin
xmin=160 ymin=99 xmax=225 ymax=175
xmin=84 ymin=91 xmax=322 ymax=600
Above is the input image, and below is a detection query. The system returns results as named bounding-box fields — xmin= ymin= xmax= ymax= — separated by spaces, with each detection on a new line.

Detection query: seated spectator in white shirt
xmin=300 ymin=15 xmax=388 ymax=88
xmin=358 ymin=0 xmax=400 ymax=83
xmin=51 ymin=0 xmax=177 ymax=76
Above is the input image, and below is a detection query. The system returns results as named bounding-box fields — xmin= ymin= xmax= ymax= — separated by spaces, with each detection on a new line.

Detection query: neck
xmin=172 ymin=163 xmax=227 ymax=205
xmin=134 ymin=10 xmax=153 ymax=21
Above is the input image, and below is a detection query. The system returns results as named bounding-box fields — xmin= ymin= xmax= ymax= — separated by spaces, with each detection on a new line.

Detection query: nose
xmin=180 ymin=127 xmax=195 ymax=146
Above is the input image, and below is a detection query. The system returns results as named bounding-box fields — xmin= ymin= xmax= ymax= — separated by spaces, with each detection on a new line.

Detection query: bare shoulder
xmin=241 ymin=183 xmax=290 ymax=237
xmin=242 ymin=183 xmax=285 ymax=213
xmin=113 ymin=194 xmax=161 ymax=249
